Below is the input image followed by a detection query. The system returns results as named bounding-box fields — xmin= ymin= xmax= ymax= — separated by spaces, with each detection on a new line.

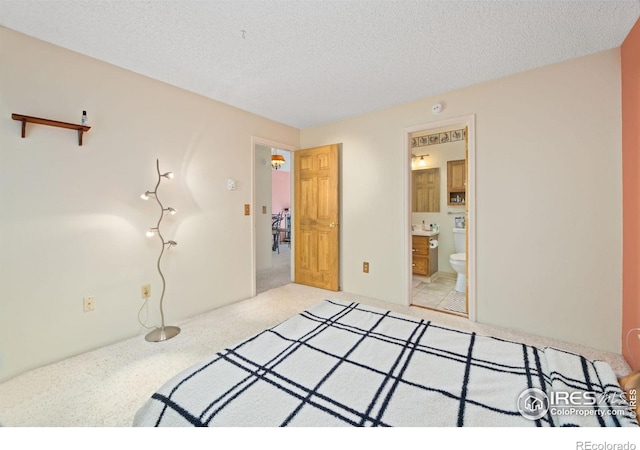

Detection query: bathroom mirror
xmin=412 ymin=167 xmax=440 ymax=212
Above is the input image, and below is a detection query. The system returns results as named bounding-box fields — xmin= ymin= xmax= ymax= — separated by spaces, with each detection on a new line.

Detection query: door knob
xmin=329 ymin=223 xmax=337 ymax=228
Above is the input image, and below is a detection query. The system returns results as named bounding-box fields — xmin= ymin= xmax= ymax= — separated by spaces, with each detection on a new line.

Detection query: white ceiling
xmin=1 ymin=1 xmax=639 ymax=129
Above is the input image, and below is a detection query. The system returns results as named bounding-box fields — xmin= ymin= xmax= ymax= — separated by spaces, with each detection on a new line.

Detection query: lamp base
xmin=145 ymin=326 xmax=180 ymax=342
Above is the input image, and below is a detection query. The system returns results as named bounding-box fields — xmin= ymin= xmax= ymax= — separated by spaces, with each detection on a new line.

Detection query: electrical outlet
xmin=83 ymin=296 xmax=95 ymax=312
xmin=141 ymin=284 xmax=151 ymax=299
xmin=363 ymin=262 xmax=370 ymax=273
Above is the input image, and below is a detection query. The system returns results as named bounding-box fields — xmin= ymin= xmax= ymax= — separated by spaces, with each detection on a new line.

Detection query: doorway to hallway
xmin=257 ymin=244 xmax=291 ymax=294
xmin=254 ymin=143 xmax=293 ymax=294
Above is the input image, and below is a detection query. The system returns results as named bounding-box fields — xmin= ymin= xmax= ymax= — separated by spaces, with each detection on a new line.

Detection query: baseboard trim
xmin=436 ymin=271 xmax=456 ymax=280
xmin=413 ymin=270 xmax=456 ymax=284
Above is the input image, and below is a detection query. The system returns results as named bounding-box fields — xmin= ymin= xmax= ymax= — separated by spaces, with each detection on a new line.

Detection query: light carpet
xmin=0 ymin=283 xmax=632 ymax=427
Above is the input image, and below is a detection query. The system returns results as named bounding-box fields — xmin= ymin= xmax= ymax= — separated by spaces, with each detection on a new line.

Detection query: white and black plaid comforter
xmin=133 ymin=299 xmax=638 ymax=427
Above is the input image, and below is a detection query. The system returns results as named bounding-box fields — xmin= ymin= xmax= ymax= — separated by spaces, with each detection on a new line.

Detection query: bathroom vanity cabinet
xmin=412 ymin=234 xmax=438 ymax=277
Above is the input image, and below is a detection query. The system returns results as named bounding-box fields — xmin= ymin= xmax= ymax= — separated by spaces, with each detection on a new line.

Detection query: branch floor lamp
xmin=141 ymin=159 xmax=180 ymax=342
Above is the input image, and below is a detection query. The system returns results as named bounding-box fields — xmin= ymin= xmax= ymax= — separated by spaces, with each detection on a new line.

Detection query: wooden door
xmin=412 ymin=168 xmax=440 ymax=212
xmin=294 ymin=144 xmax=340 ymax=291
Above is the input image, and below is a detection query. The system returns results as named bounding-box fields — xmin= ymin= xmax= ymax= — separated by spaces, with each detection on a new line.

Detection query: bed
xmin=133 ymin=299 xmax=638 ymax=427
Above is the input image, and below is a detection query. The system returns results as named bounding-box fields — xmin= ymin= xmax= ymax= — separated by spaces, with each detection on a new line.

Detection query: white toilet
xmin=449 ymin=227 xmax=466 ymax=293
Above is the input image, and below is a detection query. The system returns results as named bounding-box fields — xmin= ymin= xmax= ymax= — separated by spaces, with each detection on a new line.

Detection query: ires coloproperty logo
xmin=517 ymin=388 xmax=634 ymax=420
xmin=517 ymin=388 xmax=550 ymax=420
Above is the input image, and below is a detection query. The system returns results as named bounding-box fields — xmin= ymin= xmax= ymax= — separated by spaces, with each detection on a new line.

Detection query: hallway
xmin=256 ymin=245 xmax=291 ymax=294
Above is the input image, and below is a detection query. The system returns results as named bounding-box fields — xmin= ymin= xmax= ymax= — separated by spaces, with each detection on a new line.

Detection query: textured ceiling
xmin=1 ymin=0 xmax=639 ymax=129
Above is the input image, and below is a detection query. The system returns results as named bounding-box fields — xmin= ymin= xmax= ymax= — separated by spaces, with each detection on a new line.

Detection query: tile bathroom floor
xmin=411 ymin=275 xmax=467 ymax=316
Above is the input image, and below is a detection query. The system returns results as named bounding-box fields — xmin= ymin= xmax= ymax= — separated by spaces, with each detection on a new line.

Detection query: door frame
xmin=251 ymin=136 xmax=296 ymax=297
xmin=403 ymin=114 xmax=477 ymax=321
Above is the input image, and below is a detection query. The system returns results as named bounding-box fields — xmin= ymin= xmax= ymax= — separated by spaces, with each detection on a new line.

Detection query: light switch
xmin=244 ymin=204 xmax=250 ymax=215
xmin=262 ymin=206 xmax=267 ymax=214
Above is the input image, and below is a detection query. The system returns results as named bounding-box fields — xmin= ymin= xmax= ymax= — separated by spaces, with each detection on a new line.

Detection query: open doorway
xmin=254 ymin=143 xmax=293 ymax=294
xmin=405 ymin=115 xmax=476 ymax=321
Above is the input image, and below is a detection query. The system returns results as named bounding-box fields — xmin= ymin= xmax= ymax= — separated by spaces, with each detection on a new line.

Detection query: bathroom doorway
xmin=252 ymin=138 xmax=295 ymax=296
xmin=405 ymin=115 xmax=476 ymax=320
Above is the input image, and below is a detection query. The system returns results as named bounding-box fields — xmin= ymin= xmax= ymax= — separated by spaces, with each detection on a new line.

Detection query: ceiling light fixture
xmin=271 ymin=149 xmax=285 ymax=170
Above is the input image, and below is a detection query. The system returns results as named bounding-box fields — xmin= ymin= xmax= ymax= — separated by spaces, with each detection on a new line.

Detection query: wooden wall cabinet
xmin=412 ymin=235 xmax=438 ymax=277
xmin=447 ymin=159 xmax=466 ymax=205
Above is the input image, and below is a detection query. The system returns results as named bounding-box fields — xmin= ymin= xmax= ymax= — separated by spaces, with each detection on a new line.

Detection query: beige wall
xmin=0 ymin=28 xmax=299 ymax=382
xmin=301 ymin=48 xmax=622 ymax=353
xmin=0 ymin=25 xmax=624 ymax=382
